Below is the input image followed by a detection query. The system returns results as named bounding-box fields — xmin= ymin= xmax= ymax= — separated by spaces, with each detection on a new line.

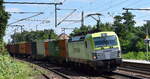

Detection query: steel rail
xmin=112 ymin=72 xmax=143 ymax=79
xmin=42 ymin=64 xmax=71 ymax=79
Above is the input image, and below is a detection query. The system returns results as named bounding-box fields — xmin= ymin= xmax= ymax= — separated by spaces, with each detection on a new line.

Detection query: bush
xmin=0 ymin=54 xmax=36 ymax=79
xmin=122 ymin=52 xmax=150 ymax=60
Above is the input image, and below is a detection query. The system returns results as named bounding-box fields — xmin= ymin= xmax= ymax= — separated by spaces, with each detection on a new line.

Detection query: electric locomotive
xmin=68 ymin=31 xmax=122 ymax=72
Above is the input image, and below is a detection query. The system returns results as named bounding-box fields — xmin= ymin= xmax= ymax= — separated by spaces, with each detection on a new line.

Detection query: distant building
xmin=58 ymin=33 xmax=69 ymax=40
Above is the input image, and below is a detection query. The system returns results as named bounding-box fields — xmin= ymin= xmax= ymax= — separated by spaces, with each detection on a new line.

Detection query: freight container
xmin=36 ymin=40 xmax=45 ymax=56
xmin=14 ymin=44 xmax=19 ymax=54
xmin=48 ymin=40 xmax=59 ymax=57
xmin=19 ymin=43 xmax=26 ymax=54
xmin=44 ymin=41 xmax=50 ymax=57
xmin=31 ymin=42 xmax=37 ymax=55
xmin=25 ymin=42 xmax=32 ymax=55
xmin=9 ymin=44 xmax=19 ymax=54
xmin=58 ymin=40 xmax=68 ymax=58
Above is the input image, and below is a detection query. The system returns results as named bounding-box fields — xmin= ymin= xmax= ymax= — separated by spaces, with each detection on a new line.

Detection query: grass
xmin=122 ymin=52 xmax=150 ymax=60
xmin=0 ymin=52 xmax=41 ymax=79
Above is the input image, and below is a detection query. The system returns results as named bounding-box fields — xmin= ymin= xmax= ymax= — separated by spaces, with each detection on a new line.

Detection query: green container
xmin=48 ymin=40 xmax=60 ymax=57
xmin=31 ymin=42 xmax=37 ymax=55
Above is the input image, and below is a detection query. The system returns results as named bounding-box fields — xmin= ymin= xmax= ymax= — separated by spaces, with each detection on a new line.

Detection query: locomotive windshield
xmin=93 ymin=35 xmax=117 ymax=48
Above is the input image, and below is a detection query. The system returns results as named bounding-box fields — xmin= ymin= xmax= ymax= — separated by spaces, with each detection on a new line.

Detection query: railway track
xmin=118 ymin=66 xmax=150 ymax=75
xmin=113 ymin=71 xmax=148 ymax=79
xmin=32 ymin=60 xmax=143 ymax=79
xmin=117 ymin=60 xmax=150 ymax=79
xmin=39 ymin=63 xmax=72 ymax=79
xmin=15 ymin=57 xmax=150 ymax=79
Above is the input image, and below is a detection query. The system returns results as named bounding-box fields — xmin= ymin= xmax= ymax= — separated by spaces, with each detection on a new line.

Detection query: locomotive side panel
xmin=68 ymin=41 xmax=91 ymax=63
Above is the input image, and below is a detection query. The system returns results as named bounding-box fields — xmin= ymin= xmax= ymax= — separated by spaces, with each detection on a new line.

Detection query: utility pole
xmin=20 ymin=26 xmax=23 ymax=33
xmin=55 ymin=4 xmax=58 ymax=27
xmin=14 ymin=28 xmax=17 ymax=43
xmin=144 ymin=20 xmax=150 ymax=60
xmin=81 ymin=11 xmax=84 ymax=27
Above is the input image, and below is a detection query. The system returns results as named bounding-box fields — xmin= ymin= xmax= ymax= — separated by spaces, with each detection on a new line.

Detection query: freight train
xmin=6 ymin=31 xmax=122 ymax=72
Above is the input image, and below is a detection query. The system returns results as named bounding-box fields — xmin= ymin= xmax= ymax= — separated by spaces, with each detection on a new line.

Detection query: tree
xmin=0 ymin=0 xmax=9 ymax=53
xmin=11 ymin=29 xmax=58 ymax=42
xmin=0 ymin=1 xmax=9 ymax=40
xmin=70 ymin=25 xmax=92 ymax=36
xmin=113 ymin=15 xmax=125 ymax=37
xmin=70 ymin=23 xmax=113 ymax=36
xmin=113 ymin=11 xmax=147 ymax=53
xmin=122 ymin=12 xmax=136 ymax=32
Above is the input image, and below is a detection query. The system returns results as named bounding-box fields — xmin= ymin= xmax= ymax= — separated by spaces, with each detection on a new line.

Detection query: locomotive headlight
xmin=92 ymin=52 xmax=97 ymax=60
xmin=93 ymin=56 xmax=97 ymax=59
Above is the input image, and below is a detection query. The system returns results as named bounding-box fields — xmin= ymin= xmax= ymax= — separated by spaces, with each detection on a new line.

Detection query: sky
xmin=3 ymin=0 xmax=150 ymax=42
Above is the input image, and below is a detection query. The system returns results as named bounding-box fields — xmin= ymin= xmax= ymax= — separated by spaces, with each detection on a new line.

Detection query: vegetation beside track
xmin=122 ymin=52 xmax=150 ymax=60
xmin=0 ymin=52 xmax=48 ymax=79
xmin=0 ymin=1 xmax=49 ymax=79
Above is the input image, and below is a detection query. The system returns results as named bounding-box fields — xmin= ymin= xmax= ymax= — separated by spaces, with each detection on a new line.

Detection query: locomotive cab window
xmin=106 ymin=35 xmax=117 ymax=46
xmin=93 ymin=35 xmax=117 ymax=48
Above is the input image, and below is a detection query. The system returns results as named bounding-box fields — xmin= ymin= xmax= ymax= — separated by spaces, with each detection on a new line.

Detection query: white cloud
xmin=5 ymin=8 xmax=22 ymax=12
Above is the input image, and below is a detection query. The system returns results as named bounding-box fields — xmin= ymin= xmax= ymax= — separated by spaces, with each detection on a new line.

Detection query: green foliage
xmin=0 ymin=0 xmax=9 ymax=53
xmin=122 ymin=52 xmax=150 ymax=60
xmin=11 ymin=29 xmax=58 ymax=43
xmin=70 ymin=25 xmax=92 ymax=36
xmin=113 ymin=11 xmax=146 ymax=53
xmin=70 ymin=23 xmax=113 ymax=36
xmin=0 ymin=54 xmax=38 ymax=79
xmin=0 ymin=0 xmax=9 ymax=40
